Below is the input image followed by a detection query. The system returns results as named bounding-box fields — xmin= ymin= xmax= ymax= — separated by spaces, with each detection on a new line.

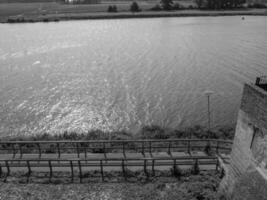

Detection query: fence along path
xmin=0 ymin=139 xmax=232 ymax=182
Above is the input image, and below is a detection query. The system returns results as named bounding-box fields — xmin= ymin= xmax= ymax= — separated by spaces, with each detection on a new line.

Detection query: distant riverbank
xmin=1 ymin=8 xmax=267 ymax=23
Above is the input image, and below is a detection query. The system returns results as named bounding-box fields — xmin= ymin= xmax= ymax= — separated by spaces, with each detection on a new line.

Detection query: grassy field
xmin=0 ymin=0 xmax=267 ymax=22
xmin=0 ymin=170 xmax=223 ymax=200
xmin=0 ymin=1 xmax=195 ymax=17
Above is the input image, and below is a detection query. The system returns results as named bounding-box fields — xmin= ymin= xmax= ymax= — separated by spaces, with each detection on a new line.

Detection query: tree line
xmin=195 ymin=0 xmax=246 ymax=9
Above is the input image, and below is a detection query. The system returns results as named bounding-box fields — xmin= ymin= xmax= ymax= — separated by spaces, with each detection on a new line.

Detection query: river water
xmin=0 ymin=16 xmax=267 ymax=137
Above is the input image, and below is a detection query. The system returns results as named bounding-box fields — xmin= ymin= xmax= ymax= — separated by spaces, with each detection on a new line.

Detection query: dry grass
xmin=0 ymin=171 xmax=221 ymax=200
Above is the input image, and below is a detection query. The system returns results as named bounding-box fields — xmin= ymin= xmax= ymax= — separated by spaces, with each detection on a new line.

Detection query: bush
xmin=150 ymin=4 xmax=162 ymax=11
xmin=107 ymin=5 xmax=113 ymax=12
xmin=112 ymin=5 xmax=118 ymax=12
xmin=107 ymin=5 xmax=118 ymax=12
xmin=140 ymin=125 xmax=168 ymax=139
xmin=188 ymin=5 xmax=195 ymax=9
xmin=130 ymin=1 xmax=141 ymax=12
xmin=7 ymin=17 xmax=25 ymax=23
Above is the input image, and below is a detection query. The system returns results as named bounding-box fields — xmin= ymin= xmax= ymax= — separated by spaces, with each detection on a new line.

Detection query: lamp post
xmin=204 ymin=90 xmax=214 ymax=131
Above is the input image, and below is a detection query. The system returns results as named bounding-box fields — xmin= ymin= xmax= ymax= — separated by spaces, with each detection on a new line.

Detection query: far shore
xmin=1 ymin=8 xmax=267 ymax=24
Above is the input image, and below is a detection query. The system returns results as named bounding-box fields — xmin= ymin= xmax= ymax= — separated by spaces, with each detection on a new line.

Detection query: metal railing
xmin=0 ymin=155 xmax=224 ymax=183
xmin=0 ymin=139 xmax=232 ymax=159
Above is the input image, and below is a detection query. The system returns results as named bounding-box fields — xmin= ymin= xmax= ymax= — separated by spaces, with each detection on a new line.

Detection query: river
xmin=0 ymin=16 xmax=267 ymax=137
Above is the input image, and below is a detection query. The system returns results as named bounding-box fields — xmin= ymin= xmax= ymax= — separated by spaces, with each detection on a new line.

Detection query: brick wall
xmin=219 ymin=83 xmax=267 ymax=200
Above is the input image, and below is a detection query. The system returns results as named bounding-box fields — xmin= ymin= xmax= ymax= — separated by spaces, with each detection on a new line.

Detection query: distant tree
xmin=107 ymin=5 xmax=113 ymax=12
xmin=130 ymin=1 xmax=141 ymax=12
xmin=195 ymin=0 xmax=203 ymax=8
xmin=107 ymin=5 xmax=118 ymax=12
xmin=150 ymin=4 xmax=162 ymax=11
xmin=160 ymin=0 xmax=173 ymax=10
xmin=112 ymin=5 xmax=118 ymax=12
xmin=205 ymin=0 xmax=245 ymax=9
xmin=172 ymin=3 xmax=181 ymax=10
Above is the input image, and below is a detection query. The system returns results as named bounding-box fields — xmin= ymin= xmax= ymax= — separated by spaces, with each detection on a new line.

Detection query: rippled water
xmin=0 ymin=16 xmax=267 ymax=137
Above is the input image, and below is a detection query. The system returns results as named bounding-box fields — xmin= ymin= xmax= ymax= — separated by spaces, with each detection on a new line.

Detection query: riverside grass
xmin=0 ymin=125 xmax=235 ymax=141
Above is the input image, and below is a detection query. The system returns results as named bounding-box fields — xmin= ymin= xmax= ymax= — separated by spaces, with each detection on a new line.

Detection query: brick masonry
xmin=219 ymin=83 xmax=267 ymax=200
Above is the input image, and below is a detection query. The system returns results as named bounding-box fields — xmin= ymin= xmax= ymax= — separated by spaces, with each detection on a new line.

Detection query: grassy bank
xmin=1 ymin=125 xmax=235 ymax=141
xmin=0 ymin=1 xmax=267 ymax=23
xmin=0 ymin=170 xmax=224 ymax=200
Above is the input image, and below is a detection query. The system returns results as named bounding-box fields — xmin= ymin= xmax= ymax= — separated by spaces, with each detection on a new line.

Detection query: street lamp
xmin=203 ymin=90 xmax=214 ymax=131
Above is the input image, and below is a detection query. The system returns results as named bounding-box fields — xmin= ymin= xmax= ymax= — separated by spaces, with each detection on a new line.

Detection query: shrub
xmin=248 ymin=3 xmax=267 ymax=8
xmin=130 ymin=1 xmax=141 ymax=12
xmin=7 ymin=18 xmax=16 ymax=23
xmin=112 ymin=5 xmax=118 ymax=12
xmin=188 ymin=5 xmax=194 ymax=9
xmin=150 ymin=4 xmax=162 ymax=11
xmin=140 ymin=125 xmax=168 ymax=139
xmin=107 ymin=5 xmax=113 ymax=12
xmin=7 ymin=17 xmax=25 ymax=23
xmin=107 ymin=5 xmax=118 ymax=12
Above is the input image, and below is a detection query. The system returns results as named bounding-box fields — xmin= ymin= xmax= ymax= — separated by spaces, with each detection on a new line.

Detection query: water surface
xmin=0 ymin=16 xmax=267 ymax=136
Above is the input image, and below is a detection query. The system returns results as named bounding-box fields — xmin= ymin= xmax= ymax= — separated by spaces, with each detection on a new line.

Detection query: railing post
xmin=84 ymin=144 xmax=87 ymax=158
xmin=123 ymin=143 xmax=126 ymax=159
xmin=37 ymin=143 xmax=41 ymax=158
xmin=57 ymin=143 xmax=60 ymax=158
xmin=172 ymin=159 xmax=176 ymax=176
xmin=100 ymin=160 xmax=104 ymax=182
xmin=5 ymin=161 xmax=10 ymax=176
xmin=168 ymin=141 xmax=172 ymax=156
xmin=78 ymin=160 xmax=82 ymax=183
xmin=48 ymin=160 xmax=53 ymax=183
xmin=12 ymin=144 xmax=16 ymax=158
xmin=103 ymin=143 xmax=107 ymax=161
xmin=122 ymin=160 xmax=126 ymax=180
xmin=0 ymin=163 xmax=2 ymax=176
xmin=76 ymin=143 xmax=80 ymax=158
xmin=216 ymin=158 xmax=219 ymax=171
xmin=141 ymin=142 xmax=145 ymax=157
xmin=149 ymin=141 xmax=153 ymax=158
xmin=144 ymin=159 xmax=148 ymax=178
xmin=70 ymin=161 xmax=74 ymax=183
xmin=27 ymin=160 xmax=31 ymax=183
xmin=187 ymin=140 xmax=191 ymax=155
xmin=19 ymin=144 xmax=23 ymax=158
xmin=216 ymin=141 xmax=219 ymax=154
xmin=152 ymin=159 xmax=155 ymax=176
xmin=4 ymin=161 xmax=10 ymax=182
